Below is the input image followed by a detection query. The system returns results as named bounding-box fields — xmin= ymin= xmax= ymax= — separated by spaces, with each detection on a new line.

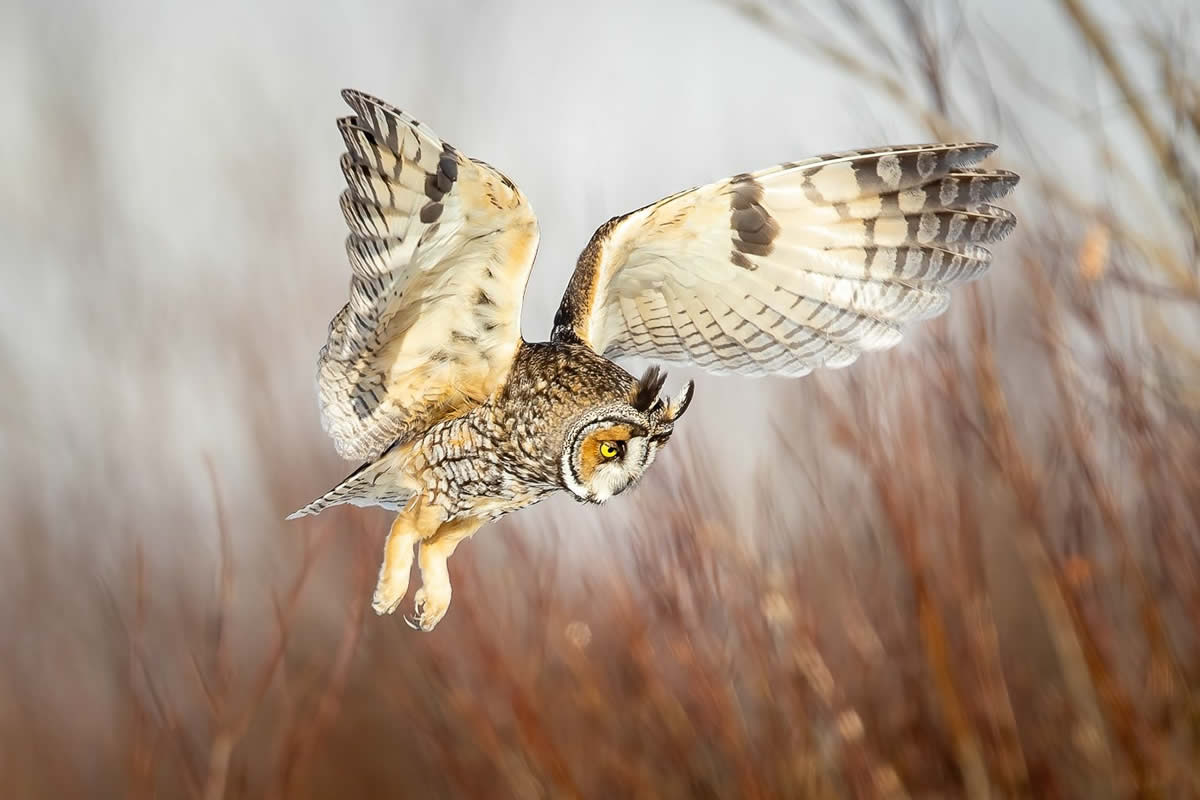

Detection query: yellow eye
xmin=599 ymin=441 xmax=620 ymax=459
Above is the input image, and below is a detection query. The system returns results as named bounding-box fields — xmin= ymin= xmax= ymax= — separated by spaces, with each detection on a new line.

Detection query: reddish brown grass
xmin=3 ymin=1 xmax=1199 ymax=797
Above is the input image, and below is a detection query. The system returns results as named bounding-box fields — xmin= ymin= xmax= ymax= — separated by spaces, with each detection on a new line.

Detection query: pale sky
xmin=0 ymin=0 xmax=1189 ymax=552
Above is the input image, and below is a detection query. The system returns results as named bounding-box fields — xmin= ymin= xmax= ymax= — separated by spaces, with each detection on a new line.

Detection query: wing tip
xmin=341 ymin=87 xmax=375 ymax=108
xmin=341 ymin=89 xmax=399 ymax=123
xmin=952 ymin=142 xmax=998 ymax=168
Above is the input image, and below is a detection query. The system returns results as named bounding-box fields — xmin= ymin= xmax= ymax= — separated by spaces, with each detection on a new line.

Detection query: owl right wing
xmin=550 ymin=143 xmax=1017 ymax=376
xmin=317 ymin=90 xmax=539 ymax=462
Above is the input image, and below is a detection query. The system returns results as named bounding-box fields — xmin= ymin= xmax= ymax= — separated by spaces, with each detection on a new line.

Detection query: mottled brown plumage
xmin=291 ymin=90 xmax=1018 ymax=630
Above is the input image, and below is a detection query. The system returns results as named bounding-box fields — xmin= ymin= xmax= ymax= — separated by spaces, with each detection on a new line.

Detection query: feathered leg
xmin=409 ymin=517 xmax=485 ymax=631
xmin=372 ymin=500 xmax=444 ymax=615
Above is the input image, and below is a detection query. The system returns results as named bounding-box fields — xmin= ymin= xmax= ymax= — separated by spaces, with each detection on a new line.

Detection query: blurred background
xmin=2 ymin=0 xmax=1199 ymax=797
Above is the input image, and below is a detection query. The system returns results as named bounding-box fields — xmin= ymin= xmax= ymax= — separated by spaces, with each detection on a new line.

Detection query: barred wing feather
xmin=318 ymin=90 xmax=539 ymax=461
xmin=551 ymin=143 xmax=1017 ymax=377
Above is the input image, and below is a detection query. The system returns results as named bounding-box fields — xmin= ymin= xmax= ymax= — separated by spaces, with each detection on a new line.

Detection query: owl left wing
xmin=318 ymin=90 xmax=539 ymax=462
xmin=551 ymin=143 xmax=1017 ymax=376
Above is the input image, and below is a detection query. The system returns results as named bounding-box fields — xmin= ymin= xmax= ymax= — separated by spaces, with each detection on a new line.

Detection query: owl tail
xmin=286 ymin=459 xmax=413 ymax=519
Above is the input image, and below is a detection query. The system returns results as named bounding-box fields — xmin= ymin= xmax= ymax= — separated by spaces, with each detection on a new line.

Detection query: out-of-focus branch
xmin=121 ymin=542 xmax=201 ymax=797
xmin=203 ymin=458 xmax=235 ymax=711
xmin=1032 ymin=256 xmax=1186 ymax=794
xmin=459 ymin=577 xmax=585 ymax=800
xmin=276 ymin=535 xmax=370 ymax=796
xmin=1055 ymin=0 xmax=1200 ymax=244
xmin=968 ymin=285 xmax=1155 ymax=799
xmin=927 ymin=329 xmax=1033 ymax=798
xmin=826 ymin=374 xmax=993 ymax=799
xmin=891 ymin=0 xmax=950 ymax=115
xmin=791 ymin=612 xmax=910 ymax=800
xmin=726 ymin=0 xmax=959 ymax=140
xmin=1035 ymin=179 xmax=1200 ymax=295
xmin=1141 ymin=26 xmax=1200 ymax=143
xmin=200 ymin=518 xmax=335 ymax=800
xmin=732 ymin=0 xmax=1200 ymax=294
xmin=831 ymin=0 xmax=904 ymax=74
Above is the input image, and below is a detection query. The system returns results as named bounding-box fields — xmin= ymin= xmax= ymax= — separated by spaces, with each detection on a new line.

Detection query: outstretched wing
xmin=551 ymin=144 xmax=1017 ymax=376
xmin=318 ymin=90 xmax=539 ymax=461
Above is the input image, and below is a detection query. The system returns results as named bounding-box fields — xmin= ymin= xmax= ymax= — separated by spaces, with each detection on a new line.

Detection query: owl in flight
xmin=290 ymin=90 xmax=1018 ymax=630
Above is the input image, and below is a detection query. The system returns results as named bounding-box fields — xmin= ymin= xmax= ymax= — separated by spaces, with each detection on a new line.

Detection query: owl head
xmin=559 ymin=366 xmax=694 ymax=503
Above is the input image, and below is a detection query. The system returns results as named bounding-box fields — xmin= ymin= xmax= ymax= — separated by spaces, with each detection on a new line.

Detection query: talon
xmin=403 ymin=614 xmax=420 ymax=630
xmin=410 ymin=584 xmax=450 ymax=631
xmin=372 ymin=579 xmax=408 ymax=615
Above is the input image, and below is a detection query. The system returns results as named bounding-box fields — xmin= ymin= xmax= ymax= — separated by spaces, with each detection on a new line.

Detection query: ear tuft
xmin=663 ymin=380 xmax=695 ymax=422
xmin=631 ymin=366 xmax=667 ymax=412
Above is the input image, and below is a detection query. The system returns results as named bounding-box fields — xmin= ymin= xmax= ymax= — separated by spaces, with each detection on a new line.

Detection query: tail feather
xmin=286 ymin=459 xmax=412 ymax=519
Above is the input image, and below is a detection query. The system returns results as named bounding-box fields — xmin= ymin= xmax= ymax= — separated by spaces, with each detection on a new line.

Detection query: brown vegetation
xmin=3 ymin=1 xmax=1199 ymax=797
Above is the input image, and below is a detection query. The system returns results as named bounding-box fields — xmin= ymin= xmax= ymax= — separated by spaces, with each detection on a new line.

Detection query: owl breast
xmin=398 ymin=341 xmax=641 ymax=521
xmin=403 ymin=407 xmax=558 ymax=521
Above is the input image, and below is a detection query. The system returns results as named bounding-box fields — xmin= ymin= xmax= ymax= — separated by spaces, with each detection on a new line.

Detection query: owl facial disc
xmin=559 ymin=372 xmax=694 ymax=503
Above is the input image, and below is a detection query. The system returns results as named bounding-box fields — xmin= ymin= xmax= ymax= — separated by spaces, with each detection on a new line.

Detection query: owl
xmin=290 ymin=90 xmax=1019 ymax=630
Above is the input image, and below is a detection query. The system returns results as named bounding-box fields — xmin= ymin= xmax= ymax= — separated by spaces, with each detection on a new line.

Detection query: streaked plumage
xmin=291 ymin=90 xmax=1019 ymax=630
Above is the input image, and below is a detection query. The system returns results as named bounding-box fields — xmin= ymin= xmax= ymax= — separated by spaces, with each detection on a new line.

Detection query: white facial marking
xmin=561 ymin=445 xmax=590 ymax=499
xmin=588 ymin=436 xmax=651 ymax=502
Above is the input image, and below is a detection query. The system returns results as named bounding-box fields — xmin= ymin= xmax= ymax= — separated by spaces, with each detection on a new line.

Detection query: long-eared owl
xmin=290 ymin=90 xmax=1019 ymax=630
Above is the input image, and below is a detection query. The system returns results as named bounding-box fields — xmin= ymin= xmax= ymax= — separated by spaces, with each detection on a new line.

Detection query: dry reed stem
xmin=459 ymin=568 xmax=584 ymax=800
xmin=732 ymin=0 xmax=1200 ymax=296
xmin=1033 ymin=259 xmax=1186 ymax=797
xmin=123 ymin=540 xmax=202 ymax=798
xmin=793 ymin=614 xmax=909 ymax=800
xmin=727 ymin=1 xmax=959 ymax=139
xmin=198 ymin=514 xmax=335 ymax=800
xmin=274 ymin=536 xmax=370 ymax=796
xmin=1146 ymin=28 xmax=1200 ymax=145
xmin=930 ymin=326 xmax=1033 ymax=797
xmin=825 ymin=381 xmax=990 ymax=799
xmin=1036 ymin=257 xmax=1190 ymax=702
xmin=423 ymin=630 xmax=514 ymax=797
xmin=968 ymin=287 xmax=1136 ymax=798
xmin=1055 ymin=0 xmax=1200 ymax=240
xmin=9 ymin=2 xmax=1200 ymax=796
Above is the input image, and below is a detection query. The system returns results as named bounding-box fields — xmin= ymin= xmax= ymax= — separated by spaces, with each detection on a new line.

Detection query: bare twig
xmin=1056 ymin=0 xmax=1200 ymax=243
